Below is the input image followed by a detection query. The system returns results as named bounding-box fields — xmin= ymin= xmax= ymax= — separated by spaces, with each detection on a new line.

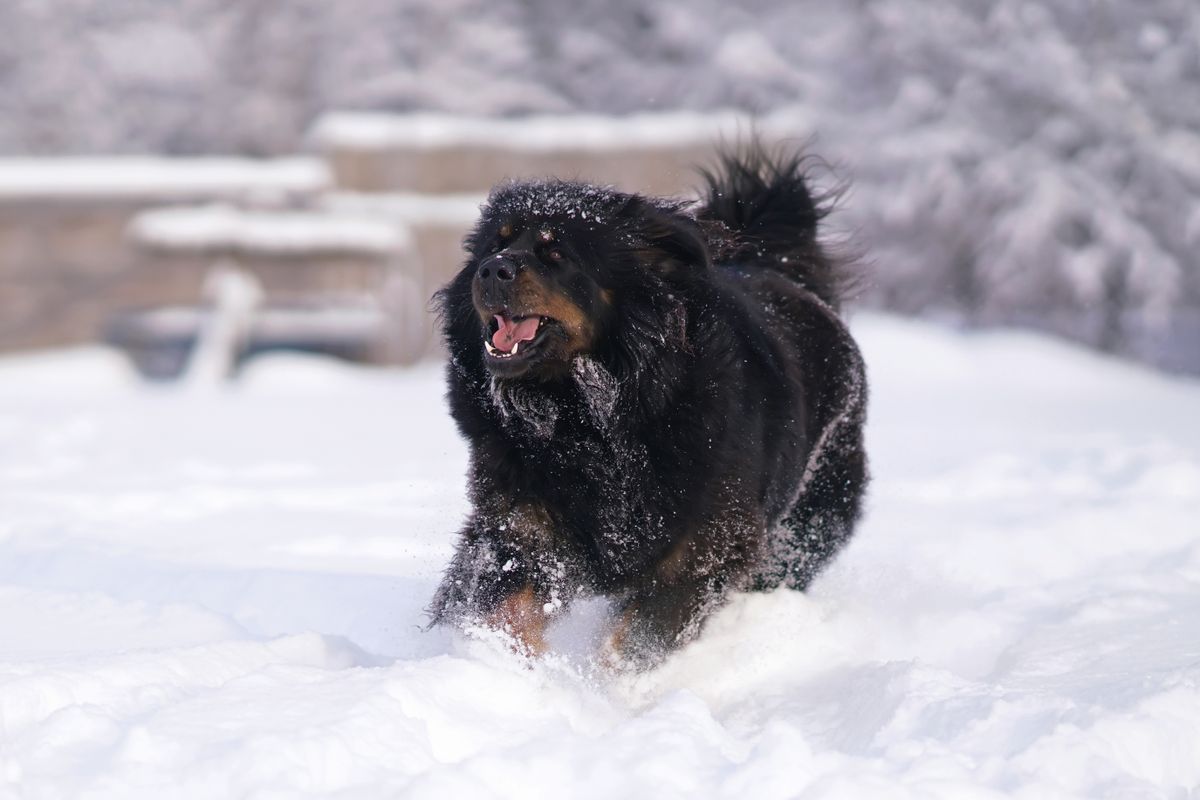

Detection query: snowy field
xmin=2 ymin=314 xmax=1199 ymax=798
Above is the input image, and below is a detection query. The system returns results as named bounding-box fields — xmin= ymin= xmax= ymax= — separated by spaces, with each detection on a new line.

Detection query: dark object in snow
xmin=429 ymin=144 xmax=868 ymax=665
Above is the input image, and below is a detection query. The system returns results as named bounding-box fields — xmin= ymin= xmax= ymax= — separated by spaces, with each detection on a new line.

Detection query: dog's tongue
xmin=492 ymin=314 xmax=540 ymax=353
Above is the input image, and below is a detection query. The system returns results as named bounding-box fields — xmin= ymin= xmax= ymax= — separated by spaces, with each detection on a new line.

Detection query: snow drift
xmin=2 ymin=315 xmax=1199 ymax=797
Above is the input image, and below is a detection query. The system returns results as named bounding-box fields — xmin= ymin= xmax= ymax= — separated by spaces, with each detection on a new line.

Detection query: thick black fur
xmin=429 ymin=145 xmax=868 ymax=663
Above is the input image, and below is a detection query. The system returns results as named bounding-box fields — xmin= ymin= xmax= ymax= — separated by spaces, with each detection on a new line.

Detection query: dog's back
xmin=697 ymin=149 xmax=869 ymax=590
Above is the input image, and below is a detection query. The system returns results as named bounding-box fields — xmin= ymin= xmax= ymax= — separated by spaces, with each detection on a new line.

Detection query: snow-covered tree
xmin=0 ymin=0 xmax=1196 ymax=366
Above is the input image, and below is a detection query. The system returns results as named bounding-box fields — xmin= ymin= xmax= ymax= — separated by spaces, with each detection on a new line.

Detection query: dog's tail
xmin=695 ymin=144 xmax=852 ymax=310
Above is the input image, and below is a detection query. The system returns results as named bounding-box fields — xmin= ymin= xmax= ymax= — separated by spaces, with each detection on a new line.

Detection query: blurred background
xmin=1 ymin=0 xmax=1197 ymax=378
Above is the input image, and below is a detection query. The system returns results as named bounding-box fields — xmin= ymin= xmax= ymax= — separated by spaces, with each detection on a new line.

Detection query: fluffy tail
xmin=696 ymin=145 xmax=851 ymax=310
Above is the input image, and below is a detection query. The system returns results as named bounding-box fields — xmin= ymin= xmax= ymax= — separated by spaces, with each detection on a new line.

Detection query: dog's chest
xmin=510 ymin=417 xmax=672 ymax=561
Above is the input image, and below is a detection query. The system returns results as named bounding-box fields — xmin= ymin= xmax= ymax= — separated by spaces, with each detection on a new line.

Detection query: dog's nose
xmin=474 ymin=253 xmax=524 ymax=308
xmin=477 ymin=257 xmax=516 ymax=283
xmin=477 ymin=254 xmax=518 ymax=283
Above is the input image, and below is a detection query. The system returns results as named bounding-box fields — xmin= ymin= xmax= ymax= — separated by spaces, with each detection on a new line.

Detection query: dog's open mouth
xmin=484 ymin=313 xmax=555 ymax=360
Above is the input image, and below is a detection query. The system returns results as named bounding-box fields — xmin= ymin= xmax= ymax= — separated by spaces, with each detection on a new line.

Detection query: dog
xmin=429 ymin=146 xmax=868 ymax=664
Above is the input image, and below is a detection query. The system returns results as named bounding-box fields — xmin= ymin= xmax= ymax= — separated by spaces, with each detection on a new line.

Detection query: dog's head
xmin=439 ymin=180 xmax=711 ymax=383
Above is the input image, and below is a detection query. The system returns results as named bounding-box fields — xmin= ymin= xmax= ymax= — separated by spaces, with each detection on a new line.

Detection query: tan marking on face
xmin=486 ymin=585 xmax=547 ymax=656
xmin=539 ymin=291 xmax=594 ymax=353
xmin=600 ymin=288 xmax=614 ymax=305
xmin=492 ymin=271 xmax=594 ymax=355
xmin=498 ymin=223 xmax=513 ymax=238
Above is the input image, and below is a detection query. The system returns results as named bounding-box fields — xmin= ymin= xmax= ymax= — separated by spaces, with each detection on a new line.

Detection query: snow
xmin=3 ymin=314 xmax=1199 ymax=797
xmin=129 ymin=203 xmax=410 ymax=256
xmin=0 ymin=158 xmax=329 ymax=202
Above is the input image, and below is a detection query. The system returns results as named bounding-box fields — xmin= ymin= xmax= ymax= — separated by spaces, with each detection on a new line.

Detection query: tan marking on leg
xmin=471 ymin=499 xmax=556 ymax=548
xmin=486 ymin=585 xmax=548 ymax=656
xmin=656 ymin=533 xmax=697 ymax=584
xmin=602 ymin=605 xmax=639 ymax=669
xmin=507 ymin=503 xmax=556 ymax=547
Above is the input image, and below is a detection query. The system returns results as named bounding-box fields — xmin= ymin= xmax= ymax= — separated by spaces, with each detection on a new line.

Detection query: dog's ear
xmin=625 ymin=199 xmax=712 ymax=273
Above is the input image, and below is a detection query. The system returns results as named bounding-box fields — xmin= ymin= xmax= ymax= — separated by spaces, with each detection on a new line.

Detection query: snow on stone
xmin=0 ymin=158 xmax=330 ymax=202
xmin=1 ymin=315 xmax=1199 ymax=797
xmin=129 ymin=203 xmax=410 ymax=256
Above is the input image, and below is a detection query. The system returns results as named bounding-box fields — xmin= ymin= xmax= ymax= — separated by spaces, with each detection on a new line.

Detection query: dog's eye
xmin=546 ymin=248 xmax=564 ymax=262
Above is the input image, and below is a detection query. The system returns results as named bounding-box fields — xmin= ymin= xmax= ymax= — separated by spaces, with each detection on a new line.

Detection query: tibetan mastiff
xmin=430 ymin=146 xmax=868 ymax=665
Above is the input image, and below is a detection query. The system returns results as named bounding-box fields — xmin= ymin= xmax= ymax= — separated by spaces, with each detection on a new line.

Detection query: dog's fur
xmin=429 ymin=146 xmax=868 ymax=663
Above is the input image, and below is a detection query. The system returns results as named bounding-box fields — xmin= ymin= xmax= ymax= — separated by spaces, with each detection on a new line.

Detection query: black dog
xmin=430 ymin=146 xmax=868 ymax=663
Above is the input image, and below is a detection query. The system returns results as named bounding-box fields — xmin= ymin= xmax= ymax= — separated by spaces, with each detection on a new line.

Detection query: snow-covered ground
xmin=2 ymin=314 xmax=1198 ymax=798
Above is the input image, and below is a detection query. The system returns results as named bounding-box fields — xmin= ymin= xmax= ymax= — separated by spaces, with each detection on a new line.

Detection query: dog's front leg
xmin=607 ymin=506 xmax=762 ymax=667
xmin=429 ymin=507 xmax=568 ymax=655
xmin=483 ymin=583 xmax=548 ymax=655
xmin=608 ymin=572 xmax=726 ymax=667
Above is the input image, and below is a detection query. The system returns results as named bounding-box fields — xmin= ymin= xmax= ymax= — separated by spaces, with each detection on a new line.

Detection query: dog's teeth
xmin=511 ymin=341 xmax=521 ymax=355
